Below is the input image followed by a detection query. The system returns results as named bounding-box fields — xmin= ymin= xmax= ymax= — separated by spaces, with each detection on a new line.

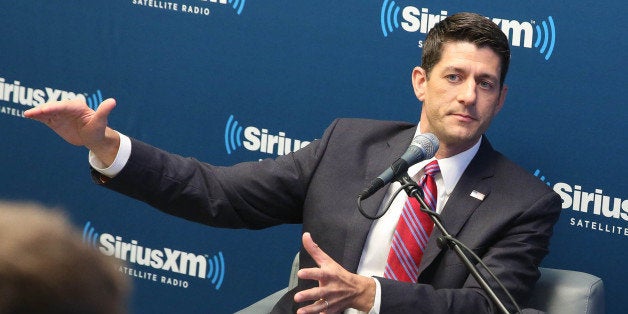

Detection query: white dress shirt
xmin=348 ymin=129 xmax=481 ymax=314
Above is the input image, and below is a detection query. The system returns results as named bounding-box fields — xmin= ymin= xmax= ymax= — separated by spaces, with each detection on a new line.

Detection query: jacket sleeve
xmin=94 ymin=120 xmax=340 ymax=230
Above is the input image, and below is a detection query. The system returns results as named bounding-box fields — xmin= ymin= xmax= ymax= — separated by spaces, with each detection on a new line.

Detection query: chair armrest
xmin=524 ymin=267 xmax=605 ymax=314
xmin=235 ymin=253 xmax=300 ymax=313
xmin=234 ymin=287 xmax=290 ymax=314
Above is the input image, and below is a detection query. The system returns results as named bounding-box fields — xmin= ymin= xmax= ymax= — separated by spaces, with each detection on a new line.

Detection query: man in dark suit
xmin=26 ymin=12 xmax=561 ymax=314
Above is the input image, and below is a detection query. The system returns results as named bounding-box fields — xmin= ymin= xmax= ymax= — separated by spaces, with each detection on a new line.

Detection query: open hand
xmin=25 ymin=98 xmax=120 ymax=165
xmin=294 ymin=232 xmax=375 ymax=314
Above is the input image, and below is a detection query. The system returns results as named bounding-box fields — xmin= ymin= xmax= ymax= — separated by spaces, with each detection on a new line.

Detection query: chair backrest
xmin=524 ymin=267 xmax=605 ymax=314
xmin=288 ymin=252 xmax=300 ymax=289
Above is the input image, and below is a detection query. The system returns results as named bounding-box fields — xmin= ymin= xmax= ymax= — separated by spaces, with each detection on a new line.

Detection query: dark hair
xmin=421 ymin=12 xmax=511 ymax=86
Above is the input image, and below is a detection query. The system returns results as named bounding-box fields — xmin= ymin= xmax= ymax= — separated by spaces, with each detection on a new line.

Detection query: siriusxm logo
xmin=86 ymin=89 xmax=104 ymax=111
xmin=83 ymin=221 xmax=226 ymax=290
xmin=533 ymin=169 xmax=552 ymax=186
xmin=203 ymin=0 xmax=246 ymax=15
xmin=533 ymin=169 xmax=628 ymax=222
xmin=379 ymin=1 xmax=557 ymax=60
xmin=0 ymin=75 xmax=103 ymax=118
xmin=224 ymin=114 xmax=312 ymax=156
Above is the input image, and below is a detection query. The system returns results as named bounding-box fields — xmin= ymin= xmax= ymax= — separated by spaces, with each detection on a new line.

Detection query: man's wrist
xmin=354 ymin=276 xmax=377 ymax=312
xmin=89 ymin=132 xmax=131 ymax=178
xmin=87 ymin=127 xmax=121 ymax=167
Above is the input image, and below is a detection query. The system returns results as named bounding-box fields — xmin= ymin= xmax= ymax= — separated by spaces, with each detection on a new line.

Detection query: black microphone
xmin=358 ymin=133 xmax=439 ymax=200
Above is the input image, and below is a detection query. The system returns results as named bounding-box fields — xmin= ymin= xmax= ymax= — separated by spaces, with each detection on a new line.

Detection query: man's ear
xmin=412 ymin=67 xmax=428 ymax=101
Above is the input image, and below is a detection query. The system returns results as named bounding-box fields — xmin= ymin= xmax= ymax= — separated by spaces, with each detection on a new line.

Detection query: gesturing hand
xmin=25 ymin=98 xmax=120 ymax=166
xmin=294 ymin=232 xmax=375 ymax=314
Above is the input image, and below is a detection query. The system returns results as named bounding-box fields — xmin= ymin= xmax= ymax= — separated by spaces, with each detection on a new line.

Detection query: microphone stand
xmin=397 ymin=174 xmax=512 ymax=314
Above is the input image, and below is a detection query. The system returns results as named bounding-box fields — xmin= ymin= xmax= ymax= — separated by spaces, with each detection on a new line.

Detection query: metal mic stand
xmin=398 ymin=174 xmax=511 ymax=314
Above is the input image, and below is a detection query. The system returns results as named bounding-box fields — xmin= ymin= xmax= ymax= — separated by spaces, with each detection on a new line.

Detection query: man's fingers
xmin=24 ymin=98 xmax=93 ymax=122
xmin=302 ymin=232 xmax=331 ymax=267
xmin=294 ymin=286 xmax=325 ymax=303
xmin=294 ymin=287 xmax=332 ymax=314
xmin=94 ymin=98 xmax=116 ymax=118
xmin=295 ymin=298 xmax=329 ymax=314
xmin=297 ymin=266 xmax=323 ymax=281
xmin=90 ymin=98 xmax=116 ymax=127
xmin=24 ymin=101 xmax=56 ymax=120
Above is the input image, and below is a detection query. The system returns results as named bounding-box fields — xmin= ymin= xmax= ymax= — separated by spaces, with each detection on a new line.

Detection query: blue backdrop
xmin=1 ymin=1 xmax=625 ymax=313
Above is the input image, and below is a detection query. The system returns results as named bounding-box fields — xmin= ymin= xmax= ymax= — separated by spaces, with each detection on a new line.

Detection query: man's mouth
xmin=451 ymin=113 xmax=476 ymax=122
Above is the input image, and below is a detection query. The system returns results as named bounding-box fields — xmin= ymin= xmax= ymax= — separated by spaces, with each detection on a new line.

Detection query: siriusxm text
xmin=243 ymin=127 xmax=311 ymax=155
xmin=99 ymin=233 xmax=209 ymax=279
xmin=554 ymin=183 xmax=628 ymax=221
xmin=401 ymin=7 xmax=537 ymax=48
xmin=0 ymin=76 xmax=88 ymax=107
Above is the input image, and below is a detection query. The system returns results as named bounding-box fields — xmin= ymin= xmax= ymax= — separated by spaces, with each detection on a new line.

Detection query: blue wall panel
xmin=1 ymin=1 xmax=625 ymax=313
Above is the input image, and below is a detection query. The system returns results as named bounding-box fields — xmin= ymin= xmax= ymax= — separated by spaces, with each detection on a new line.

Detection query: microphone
xmin=358 ymin=133 xmax=439 ymax=200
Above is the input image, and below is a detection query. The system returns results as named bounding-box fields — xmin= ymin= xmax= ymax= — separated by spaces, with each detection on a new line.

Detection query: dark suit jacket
xmin=99 ymin=118 xmax=561 ymax=313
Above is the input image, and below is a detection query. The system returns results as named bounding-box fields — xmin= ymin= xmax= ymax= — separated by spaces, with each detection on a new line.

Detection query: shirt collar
xmin=407 ymin=125 xmax=481 ymax=195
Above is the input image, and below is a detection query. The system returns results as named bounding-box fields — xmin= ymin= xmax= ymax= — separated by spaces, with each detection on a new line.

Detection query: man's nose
xmin=457 ymin=80 xmax=477 ymax=105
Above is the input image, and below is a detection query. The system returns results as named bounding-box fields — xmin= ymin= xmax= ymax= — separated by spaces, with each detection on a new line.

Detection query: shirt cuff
xmin=88 ymin=132 xmax=131 ymax=178
xmin=369 ymin=277 xmax=382 ymax=314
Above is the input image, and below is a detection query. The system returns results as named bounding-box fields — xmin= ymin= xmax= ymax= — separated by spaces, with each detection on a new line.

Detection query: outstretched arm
xmin=24 ymin=98 xmax=120 ymax=167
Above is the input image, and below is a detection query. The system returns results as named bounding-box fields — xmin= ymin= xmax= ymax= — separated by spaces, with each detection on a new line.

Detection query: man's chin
xmin=438 ymin=129 xmax=478 ymax=142
xmin=437 ymin=132 xmax=481 ymax=149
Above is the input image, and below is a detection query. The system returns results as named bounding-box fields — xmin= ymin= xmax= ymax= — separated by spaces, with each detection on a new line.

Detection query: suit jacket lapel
xmin=419 ymin=136 xmax=497 ymax=274
xmin=342 ymin=126 xmax=417 ymax=271
xmin=357 ymin=127 xmax=417 ymax=217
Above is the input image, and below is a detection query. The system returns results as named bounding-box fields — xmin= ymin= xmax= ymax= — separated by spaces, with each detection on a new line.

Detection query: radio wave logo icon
xmin=380 ymin=0 xmax=401 ymax=37
xmin=224 ymin=114 xmax=244 ymax=154
xmin=533 ymin=16 xmax=556 ymax=60
xmin=533 ymin=169 xmax=552 ymax=186
xmin=227 ymin=0 xmax=246 ymax=15
xmin=207 ymin=0 xmax=245 ymax=15
xmin=82 ymin=221 xmax=100 ymax=248
xmin=206 ymin=252 xmax=226 ymax=290
xmin=86 ymin=90 xmax=103 ymax=111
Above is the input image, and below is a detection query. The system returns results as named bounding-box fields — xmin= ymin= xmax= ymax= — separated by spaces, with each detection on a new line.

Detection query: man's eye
xmin=446 ymin=74 xmax=460 ymax=82
xmin=479 ymin=80 xmax=495 ymax=89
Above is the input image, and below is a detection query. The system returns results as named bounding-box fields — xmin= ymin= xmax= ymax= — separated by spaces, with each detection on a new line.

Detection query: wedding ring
xmin=319 ymin=298 xmax=329 ymax=311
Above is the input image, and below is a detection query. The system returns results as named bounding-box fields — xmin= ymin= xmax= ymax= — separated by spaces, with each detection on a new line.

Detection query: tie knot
xmin=424 ymin=160 xmax=440 ymax=177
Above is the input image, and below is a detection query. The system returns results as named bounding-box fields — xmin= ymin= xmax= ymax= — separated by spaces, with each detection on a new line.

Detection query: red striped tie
xmin=384 ymin=160 xmax=440 ymax=283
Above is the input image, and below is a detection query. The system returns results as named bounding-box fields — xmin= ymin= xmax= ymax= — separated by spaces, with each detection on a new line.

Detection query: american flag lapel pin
xmin=470 ymin=190 xmax=485 ymax=201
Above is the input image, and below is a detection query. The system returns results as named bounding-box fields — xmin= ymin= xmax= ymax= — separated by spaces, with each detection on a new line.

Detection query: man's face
xmin=413 ymin=41 xmax=508 ymax=158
